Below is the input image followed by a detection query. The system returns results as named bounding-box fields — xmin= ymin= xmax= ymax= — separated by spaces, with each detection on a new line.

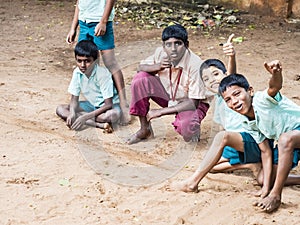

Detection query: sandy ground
xmin=1 ymin=1 xmax=300 ymax=224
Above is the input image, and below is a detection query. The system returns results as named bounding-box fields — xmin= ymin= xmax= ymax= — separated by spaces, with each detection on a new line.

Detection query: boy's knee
xmin=215 ymin=130 xmax=229 ymax=143
xmin=278 ymin=132 xmax=295 ymax=151
xmin=110 ymin=111 xmax=121 ymax=123
xmin=56 ymin=105 xmax=63 ymax=117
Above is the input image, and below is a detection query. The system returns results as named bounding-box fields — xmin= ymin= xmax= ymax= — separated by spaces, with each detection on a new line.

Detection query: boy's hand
xmin=70 ymin=115 xmax=87 ymax=130
xmin=264 ymin=60 xmax=282 ymax=75
xmin=160 ymin=56 xmax=172 ymax=69
xmin=94 ymin=22 xmax=107 ymax=36
xmin=147 ymin=109 xmax=162 ymax=121
xmin=66 ymin=29 xmax=76 ymax=44
xmin=223 ymin=34 xmax=235 ymax=57
xmin=66 ymin=113 xmax=76 ymax=128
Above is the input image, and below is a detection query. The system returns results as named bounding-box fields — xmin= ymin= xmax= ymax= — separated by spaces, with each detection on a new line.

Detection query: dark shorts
xmin=222 ymin=132 xmax=262 ymax=165
xmin=273 ymin=126 xmax=300 ymax=168
xmin=78 ymin=20 xmax=115 ymax=50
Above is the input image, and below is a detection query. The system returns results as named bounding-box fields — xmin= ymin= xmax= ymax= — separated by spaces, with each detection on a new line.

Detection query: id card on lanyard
xmin=168 ymin=67 xmax=183 ymax=107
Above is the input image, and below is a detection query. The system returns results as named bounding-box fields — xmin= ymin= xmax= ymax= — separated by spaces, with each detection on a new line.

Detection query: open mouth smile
xmin=234 ymin=103 xmax=243 ymax=111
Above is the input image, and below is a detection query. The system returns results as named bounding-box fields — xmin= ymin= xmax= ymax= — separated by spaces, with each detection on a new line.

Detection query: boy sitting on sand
xmin=56 ymin=40 xmax=121 ymax=132
xmin=200 ymin=34 xmax=262 ymax=175
xmin=172 ymin=60 xmax=300 ymax=213
xmin=219 ymin=61 xmax=300 ymax=212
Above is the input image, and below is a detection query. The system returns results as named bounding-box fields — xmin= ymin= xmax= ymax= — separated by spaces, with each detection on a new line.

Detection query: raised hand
xmin=264 ymin=60 xmax=282 ymax=75
xmin=223 ymin=34 xmax=235 ymax=57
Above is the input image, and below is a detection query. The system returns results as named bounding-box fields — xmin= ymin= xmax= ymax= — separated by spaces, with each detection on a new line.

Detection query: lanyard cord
xmin=169 ymin=67 xmax=183 ymax=101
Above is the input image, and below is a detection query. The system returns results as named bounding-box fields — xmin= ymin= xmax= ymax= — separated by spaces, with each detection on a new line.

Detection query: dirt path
xmin=1 ymin=1 xmax=300 ymax=224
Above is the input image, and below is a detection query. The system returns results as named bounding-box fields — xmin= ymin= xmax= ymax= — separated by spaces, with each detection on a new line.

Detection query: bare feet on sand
xmin=167 ymin=180 xmax=199 ymax=193
xmin=253 ymin=195 xmax=281 ymax=213
xmin=103 ymin=122 xmax=114 ymax=133
xmin=126 ymin=126 xmax=154 ymax=145
xmin=190 ymin=133 xmax=200 ymax=142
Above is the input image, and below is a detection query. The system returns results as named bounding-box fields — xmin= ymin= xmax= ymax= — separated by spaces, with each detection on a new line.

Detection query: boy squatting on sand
xmin=173 ymin=60 xmax=300 ymax=213
xmin=56 ymin=40 xmax=121 ymax=132
xmin=127 ymin=24 xmax=209 ymax=144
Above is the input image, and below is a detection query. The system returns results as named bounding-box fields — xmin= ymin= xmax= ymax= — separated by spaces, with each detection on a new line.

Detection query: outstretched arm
xmin=264 ymin=60 xmax=282 ymax=97
xmin=147 ymin=98 xmax=199 ymax=121
xmin=223 ymin=34 xmax=236 ymax=74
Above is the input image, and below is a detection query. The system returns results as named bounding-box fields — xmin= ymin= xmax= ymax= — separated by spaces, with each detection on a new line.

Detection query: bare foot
xmin=168 ymin=180 xmax=199 ymax=193
xmin=248 ymin=162 xmax=262 ymax=178
xmin=252 ymin=189 xmax=263 ymax=197
xmin=103 ymin=122 xmax=113 ymax=133
xmin=191 ymin=133 xmax=200 ymax=142
xmin=253 ymin=195 xmax=281 ymax=213
xmin=126 ymin=127 xmax=154 ymax=145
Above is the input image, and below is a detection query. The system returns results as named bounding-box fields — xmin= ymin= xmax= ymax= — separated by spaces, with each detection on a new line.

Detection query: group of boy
xmin=56 ymin=0 xmax=300 ymax=213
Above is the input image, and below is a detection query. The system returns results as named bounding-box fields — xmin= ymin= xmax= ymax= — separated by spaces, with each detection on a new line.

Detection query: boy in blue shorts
xmin=201 ymin=59 xmax=262 ymax=174
xmin=200 ymin=34 xmax=261 ymax=174
xmin=56 ymin=40 xmax=121 ymax=132
xmin=172 ymin=52 xmax=300 ymax=206
xmin=66 ymin=0 xmax=131 ymax=125
xmin=218 ymin=61 xmax=300 ymax=212
xmin=170 ymin=36 xmax=268 ymax=195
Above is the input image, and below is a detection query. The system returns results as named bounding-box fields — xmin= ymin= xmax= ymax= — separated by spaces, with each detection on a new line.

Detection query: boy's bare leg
xmin=254 ymin=130 xmax=300 ymax=213
xmin=101 ymin=49 xmax=131 ymax=125
xmin=56 ymin=104 xmax=71 ymax=120
xmin=82 ymin=108 xmax=120 ymax=132
xmin=210 ymin=161 xmax=262 ymax=177
xmin=85 ymin=120 xmax=113 ymax=133
xmin=172 ymin=131 xmax=244 ymax=192
xmin=126 ymin=116 xmax=153 ymax=145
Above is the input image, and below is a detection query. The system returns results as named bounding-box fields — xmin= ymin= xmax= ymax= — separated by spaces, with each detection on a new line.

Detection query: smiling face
xmin=221 ymin=85 xmax=255 ymax=119
xmin=202 ymin=66 xmax=226 ymax=93
xmin=163 ymin=38 xmax=187 ymax=65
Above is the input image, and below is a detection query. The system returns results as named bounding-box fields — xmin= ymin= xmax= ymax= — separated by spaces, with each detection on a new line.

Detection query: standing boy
xmin=127 ymin=24 xmax=209 ymax=144
xmin=56 ymin=40 xmax=121 ymax=132
xmin=66 ymin=0 xmax=130 ymax=125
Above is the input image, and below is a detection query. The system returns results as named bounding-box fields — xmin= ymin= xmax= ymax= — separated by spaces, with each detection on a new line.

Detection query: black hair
xmin=200 ymin=59 xmax=227 ymax=78
xmin=162 ymin=24 xmax=188 ymax=47
xmin=74 ymin=40 xmax=98 ymax=60
xmin=218 ymin=73 xmax=250 ymax=95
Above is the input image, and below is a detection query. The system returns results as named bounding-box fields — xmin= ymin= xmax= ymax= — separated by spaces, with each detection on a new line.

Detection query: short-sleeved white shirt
xmin=78 ymin=0 xmax=114 ymax=23
xmin=68 ymin=64 xmax=119 ymax=108
xmin=242 ymin=89 xmax=300 ymax=143
xmin=141 ymin=47 xmax=206 ymax=101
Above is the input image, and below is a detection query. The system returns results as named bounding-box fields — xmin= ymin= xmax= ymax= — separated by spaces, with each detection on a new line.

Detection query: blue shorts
xmin=222 ymin=132 xmax=262 ymax=165
xmin=79 ymin=101 xmax=121 ymax=113
xmin=273 ymin=126 xmax=300 ymax=168
xmin=78 ymin=20 xmax=115 ymax=50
